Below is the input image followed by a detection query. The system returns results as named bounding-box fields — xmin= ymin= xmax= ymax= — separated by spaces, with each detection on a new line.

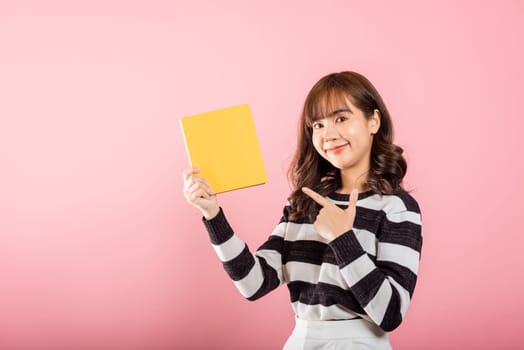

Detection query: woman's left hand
xmin=302 ymin=187 xmax=359 ymax=241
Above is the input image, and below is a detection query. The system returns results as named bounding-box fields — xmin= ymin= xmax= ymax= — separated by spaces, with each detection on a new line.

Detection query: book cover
xmin=180 ymin=104 xmax=267 ymax=193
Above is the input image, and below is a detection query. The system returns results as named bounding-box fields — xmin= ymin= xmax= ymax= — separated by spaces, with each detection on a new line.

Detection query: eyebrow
xmin=311 ymin=108 xmax=352 ymax=123
xmin=328 ymin=108 xmax=352 ymax=117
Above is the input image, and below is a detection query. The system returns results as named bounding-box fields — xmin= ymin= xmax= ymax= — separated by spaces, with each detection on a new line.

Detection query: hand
xmin=302 ymin=187 xmax=359 ymax=241
xmin=183 ymin=167 xmax=220 ymax=220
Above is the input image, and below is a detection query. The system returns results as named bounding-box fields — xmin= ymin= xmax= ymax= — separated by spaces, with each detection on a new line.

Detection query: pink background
xmin=1 ymin=0 xmax=523 ymax=349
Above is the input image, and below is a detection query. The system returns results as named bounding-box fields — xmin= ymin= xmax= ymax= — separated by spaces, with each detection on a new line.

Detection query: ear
xmin=369 ymin=109 xmax=381 ymax=135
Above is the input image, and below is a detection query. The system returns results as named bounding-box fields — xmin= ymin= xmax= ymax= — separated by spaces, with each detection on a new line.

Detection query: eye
xmin=312 ymin=122 xmax=323 ymax=129
xmin=335 ymin=116 xmax=347 ymax=123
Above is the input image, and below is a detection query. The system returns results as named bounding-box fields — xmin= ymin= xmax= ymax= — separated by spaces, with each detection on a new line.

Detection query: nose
xmin=323 ymin=120 xmax=338 ymax=141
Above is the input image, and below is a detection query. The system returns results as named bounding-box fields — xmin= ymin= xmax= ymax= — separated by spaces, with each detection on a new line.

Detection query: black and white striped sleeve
xmin=328 ymin=193 xmax=423 ymax=331
xmin=202 ymin=207 xmax=286 ymax=301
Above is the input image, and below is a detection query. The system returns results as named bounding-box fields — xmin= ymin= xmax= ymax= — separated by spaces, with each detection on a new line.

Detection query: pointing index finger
xmin=302 ymin=187 xmax=331 ymax=207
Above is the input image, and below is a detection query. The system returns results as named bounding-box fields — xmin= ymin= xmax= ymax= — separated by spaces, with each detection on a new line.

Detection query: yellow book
xmin=180 ymin=104 xmax=267 ymax=193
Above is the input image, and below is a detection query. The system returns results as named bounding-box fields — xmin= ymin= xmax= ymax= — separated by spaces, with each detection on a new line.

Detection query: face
xmin=310 ymin=98 xmax=380 ymax=173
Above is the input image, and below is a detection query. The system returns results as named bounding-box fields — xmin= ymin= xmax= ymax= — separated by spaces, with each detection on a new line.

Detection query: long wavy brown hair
xmin=287 ymin=71 xmax=407 ymax=221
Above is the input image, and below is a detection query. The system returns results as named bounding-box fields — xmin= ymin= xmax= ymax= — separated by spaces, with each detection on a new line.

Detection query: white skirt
xmin=283 ymin=317 xmax=392 ymax=350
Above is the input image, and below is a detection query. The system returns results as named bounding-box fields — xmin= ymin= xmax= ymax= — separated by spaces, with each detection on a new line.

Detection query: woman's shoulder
xmin=278 ymin=196 xmax=314 ymax=224
xmin=389 ymin=190 xmax=421 ymax=213
xmin=360 ymin=189 xmax=421 ymax=215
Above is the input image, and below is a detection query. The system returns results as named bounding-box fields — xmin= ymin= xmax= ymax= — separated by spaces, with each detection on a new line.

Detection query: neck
xmin=338 ymin=168 xmax=370 ymax=193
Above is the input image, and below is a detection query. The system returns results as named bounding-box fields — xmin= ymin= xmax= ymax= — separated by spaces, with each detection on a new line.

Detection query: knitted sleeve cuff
xmin=328 ymin=230 xmax=366 ymax=267
xmin=202 ymin=207 xmax=234 ymax=245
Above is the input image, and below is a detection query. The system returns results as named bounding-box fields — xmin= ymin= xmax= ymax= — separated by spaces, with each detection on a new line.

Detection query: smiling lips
xmin=325 ymin=143 xmax=349 ymax=154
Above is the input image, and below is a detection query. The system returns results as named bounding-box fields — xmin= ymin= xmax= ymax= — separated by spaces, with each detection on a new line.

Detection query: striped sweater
xmin=203 ymin=190 xmax=422 ymax=332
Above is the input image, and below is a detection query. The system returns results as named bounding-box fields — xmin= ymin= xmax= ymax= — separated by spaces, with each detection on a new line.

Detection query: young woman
xmin=183 ymin=71 xmax=423 ymax=350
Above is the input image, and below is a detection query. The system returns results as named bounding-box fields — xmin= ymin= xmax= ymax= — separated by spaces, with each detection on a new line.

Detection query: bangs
xmin=304 ymin=86 xmax=354 ymax=127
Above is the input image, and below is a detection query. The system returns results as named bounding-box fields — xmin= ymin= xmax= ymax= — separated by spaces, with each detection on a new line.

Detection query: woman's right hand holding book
xmin=183 ymin=167 xmax=220 ymax=220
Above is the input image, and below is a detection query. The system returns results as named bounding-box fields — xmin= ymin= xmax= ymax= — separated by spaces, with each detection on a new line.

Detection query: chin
xmin=329 ymin=162 xmax=347 ymax=169
xmin=326 ymin=158 xmax=350 ymax=168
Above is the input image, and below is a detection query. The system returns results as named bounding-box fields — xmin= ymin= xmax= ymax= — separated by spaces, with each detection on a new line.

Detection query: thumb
xmin=346 ymin=189 xmax=359 ymax=212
